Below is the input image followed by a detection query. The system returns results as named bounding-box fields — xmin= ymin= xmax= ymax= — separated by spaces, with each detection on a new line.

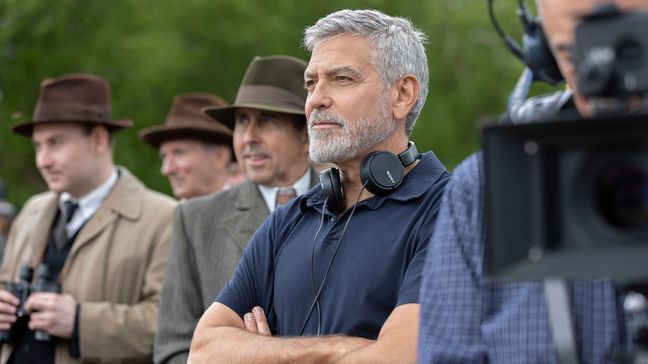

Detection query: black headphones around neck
xmin=487 ymin=0 xmax=563 ymax=85
xmin=319 ymin=141 xmax=420 ymax=213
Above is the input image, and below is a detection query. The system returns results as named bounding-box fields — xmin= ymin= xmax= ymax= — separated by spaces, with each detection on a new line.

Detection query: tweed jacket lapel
xmin=222 ymin=179 xmax=269 ymax=252
xmin=221 ymin=168 xmax=319 ymax=252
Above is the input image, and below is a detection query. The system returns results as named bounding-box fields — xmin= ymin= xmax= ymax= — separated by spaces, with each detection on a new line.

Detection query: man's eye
xmin=304 ymin=80 xmax=316 ymax=90
xmin=261 ymin=115 xmax=276 ymax=124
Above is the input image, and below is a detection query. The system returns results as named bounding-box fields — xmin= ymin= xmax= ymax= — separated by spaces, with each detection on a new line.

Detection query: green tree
xmin=0 ymin=0 xmax=559 ymax=207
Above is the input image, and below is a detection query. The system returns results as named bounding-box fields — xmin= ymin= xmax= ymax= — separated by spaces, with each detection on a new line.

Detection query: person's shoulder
xmin=445 ymin=153 xmax=483 ymax=195
xmin=116 ymin=167 xmax=175 ymax=204
xmin=180 ymin=180 xmax=252 ymax=213
xmin=19 ymin=191 xmax=56 ymax=212
xmin=141 ymin=187 xmax=177 ymax=209
xmin=414 ymin=152 xmax=451 ymax=185
xmin=453 ymin=153 xmax=483 ymax=181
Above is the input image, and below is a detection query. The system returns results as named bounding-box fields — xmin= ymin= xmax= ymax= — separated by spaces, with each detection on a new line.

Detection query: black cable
xmin=487 ymin=0 xmax=524 ymax=60
xmin=298 ymin=182 xmax=368 ymax=336
xmin=309 ymin=197 xmax=327 ymax=336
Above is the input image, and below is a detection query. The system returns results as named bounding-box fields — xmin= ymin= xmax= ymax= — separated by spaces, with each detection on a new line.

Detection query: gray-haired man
xmin=189 ymin=9 xmax=450 ymax=363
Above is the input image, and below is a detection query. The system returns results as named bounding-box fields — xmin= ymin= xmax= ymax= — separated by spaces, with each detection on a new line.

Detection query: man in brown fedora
xmin=154 ymin=55 xmax=317 ymax=364
xmin=0 ymin=73 xmax=176 ymax=364
xmin=139 ymin=93 xmax=240 ymax=200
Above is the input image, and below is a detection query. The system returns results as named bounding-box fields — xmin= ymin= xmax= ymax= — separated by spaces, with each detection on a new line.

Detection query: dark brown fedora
xmin=138 ymin=93 xmax=232 ymax=148
xmin=204 ymin=55 xmax=307 ymax=130
xmin=12 ymin=73 xmax=133 ymax=136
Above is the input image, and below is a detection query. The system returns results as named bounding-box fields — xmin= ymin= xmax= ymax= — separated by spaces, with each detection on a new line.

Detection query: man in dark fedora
xmin=0 ymin=73 xmax=176 ymax=364
xmin=154 ymin=55 xmax=317 ymax=364
xmin=139 ymin=93 xmax=239 ymax=200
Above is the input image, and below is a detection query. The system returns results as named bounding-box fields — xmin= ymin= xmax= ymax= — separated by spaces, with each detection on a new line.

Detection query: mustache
xmin=308 ymin=110 xmax=346 ymax=128
xmin=241 ymin=145 xmax=268 ymax=156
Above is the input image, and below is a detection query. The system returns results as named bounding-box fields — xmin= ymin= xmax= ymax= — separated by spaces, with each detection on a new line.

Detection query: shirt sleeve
xmin=417 ymin=153 xmax=489 ymax=363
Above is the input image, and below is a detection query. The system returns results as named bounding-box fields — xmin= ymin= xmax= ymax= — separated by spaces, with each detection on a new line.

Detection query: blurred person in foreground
xmin=188 ymin=9 xmax=450 ymax=363
xmin=417 ymin=0 xmax=648 ymax=363
xmin=139 ymin=93 xmax=238 ymax=200
xmin=153 ymin=55 xmax=318 ymax=364
xmin=0 ymin=73 xmax=176 ymax=364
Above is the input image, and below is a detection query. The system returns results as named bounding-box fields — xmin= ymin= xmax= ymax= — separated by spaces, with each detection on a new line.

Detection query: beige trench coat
xmin=0 ymin=168 xmax=176 ymax=363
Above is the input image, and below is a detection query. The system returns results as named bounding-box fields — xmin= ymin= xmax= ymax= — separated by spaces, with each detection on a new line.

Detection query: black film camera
xmin=0 ymin=264 xmax=61 ymax=343
xmin=484 ymin=5 xmax=648 ymax=281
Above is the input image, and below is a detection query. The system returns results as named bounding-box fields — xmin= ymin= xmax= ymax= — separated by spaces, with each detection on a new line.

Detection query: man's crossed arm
xmin=187 ymin=302 xmax=419 ymax=364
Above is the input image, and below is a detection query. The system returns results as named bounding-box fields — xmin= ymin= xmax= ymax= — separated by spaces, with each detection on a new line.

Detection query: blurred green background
xmin=0 ymin=0 xmax=559 ymax=207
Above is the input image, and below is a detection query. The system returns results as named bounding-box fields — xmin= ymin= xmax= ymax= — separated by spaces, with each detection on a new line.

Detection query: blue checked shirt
xmin=417 ymin=153 xmax=627 ymax=364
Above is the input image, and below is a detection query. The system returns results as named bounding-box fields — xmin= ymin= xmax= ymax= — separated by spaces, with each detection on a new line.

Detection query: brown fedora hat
xmin=12 ymin=73 xmax=133 ymax=136
xmin=138 ymin=93 xmax=232 ymax=148
xmin=204 ymin=55 xmax=307 ymax=130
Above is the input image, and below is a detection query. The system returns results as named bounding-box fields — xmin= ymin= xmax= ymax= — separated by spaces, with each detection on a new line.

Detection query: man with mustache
xmin=188 ymin=9 xmax=450 ymax=363
xmin=154 ymin=55 xmax=317 ymax=364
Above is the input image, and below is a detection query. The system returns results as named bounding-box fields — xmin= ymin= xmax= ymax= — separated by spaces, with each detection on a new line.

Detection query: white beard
xmin=308 ymin=100 xmax=395 ymax=164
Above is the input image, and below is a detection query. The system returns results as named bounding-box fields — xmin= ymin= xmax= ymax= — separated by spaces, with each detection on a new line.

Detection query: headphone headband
xmin=398 ymin=141 xmax=420 ymax=167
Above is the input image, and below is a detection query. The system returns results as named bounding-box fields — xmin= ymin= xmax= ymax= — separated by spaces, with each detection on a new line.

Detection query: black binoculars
xmin=0 ymin=264 xmax=61 ymax=343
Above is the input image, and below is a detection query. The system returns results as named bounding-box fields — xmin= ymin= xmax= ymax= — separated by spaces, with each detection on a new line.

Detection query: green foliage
xmin=0 ymin=0 xmax=561 ymax=207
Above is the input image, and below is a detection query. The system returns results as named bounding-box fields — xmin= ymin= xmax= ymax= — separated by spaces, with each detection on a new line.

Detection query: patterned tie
xmin=275 ymin=187 xmax=297 ymax=207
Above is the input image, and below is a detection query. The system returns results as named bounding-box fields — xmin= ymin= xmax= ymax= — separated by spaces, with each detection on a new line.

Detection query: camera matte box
xmin=483 ymin=113 xmax=648 ymax=281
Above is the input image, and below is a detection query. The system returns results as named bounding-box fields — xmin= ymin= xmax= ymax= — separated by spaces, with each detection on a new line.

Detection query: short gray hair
xmin=303 ymin=9 xmax=428 ymax=135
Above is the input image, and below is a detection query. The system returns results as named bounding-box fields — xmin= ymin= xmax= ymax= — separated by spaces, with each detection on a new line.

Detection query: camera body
xmin=574 ymin=5 xmax=648 ymax=99
xmin=0 ymin=264 xmax=61 ymax=343
xmin=483 ymin=5 xmax=648 ymax=281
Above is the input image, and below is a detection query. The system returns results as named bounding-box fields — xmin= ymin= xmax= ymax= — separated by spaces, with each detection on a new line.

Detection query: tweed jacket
xmin=154 ymin=171 xmax=318 ymax=364
xmin=0 ymin=167 xmax=177 ymax=364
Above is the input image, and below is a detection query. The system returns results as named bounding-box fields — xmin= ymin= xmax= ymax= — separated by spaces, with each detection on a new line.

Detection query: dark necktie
xmin=275 ymin=187 xmax=297 ymax=207
xmin=63 ymin=200 xmax=79 ymax=224
xmin=53 ymin=201 xmax=79 ymax=250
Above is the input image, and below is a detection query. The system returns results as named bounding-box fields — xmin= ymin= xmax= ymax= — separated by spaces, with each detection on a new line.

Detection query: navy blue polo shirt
xmin=216 ymin=152 xmax=450 ymax=339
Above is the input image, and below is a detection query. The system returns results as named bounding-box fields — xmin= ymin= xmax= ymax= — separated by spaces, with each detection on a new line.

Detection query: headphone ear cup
xmin=522 ymin=16 xmax=563 ymax=85
xmin=319 ymin=167 xmax=345 ymax=213
xmin=360 ymin=151 xmax=404 ymax=196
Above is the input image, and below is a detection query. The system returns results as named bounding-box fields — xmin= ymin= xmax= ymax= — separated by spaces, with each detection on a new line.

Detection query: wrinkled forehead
xmin=305 ymin=35 xmax=375 ymax=77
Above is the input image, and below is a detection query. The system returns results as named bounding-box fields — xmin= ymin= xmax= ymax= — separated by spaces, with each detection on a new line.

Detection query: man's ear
xmin=91 ymin=125 xmax=110 ymax=155
xmin=392 ymin=75 xmax=419 ymax=121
